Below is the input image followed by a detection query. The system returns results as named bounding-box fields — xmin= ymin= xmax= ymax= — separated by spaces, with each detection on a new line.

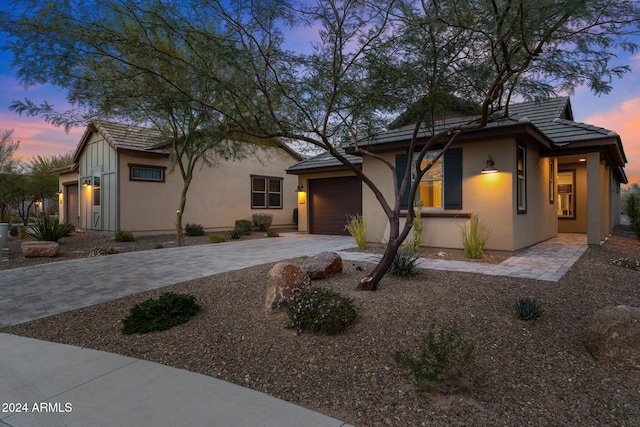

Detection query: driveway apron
xmin=0 ymin=234 xmax=354 ymax=328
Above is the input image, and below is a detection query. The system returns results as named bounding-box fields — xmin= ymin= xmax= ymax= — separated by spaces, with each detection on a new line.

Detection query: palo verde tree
xmin=0 ymin=0 xmax=253 ymax=246
xmin=3 ymin=0 xmax=639 ymax=285
xmin=173 ymin=0 xmax=639 ymax=290
xmin=0 ymin=129 xmax=21 ymax=221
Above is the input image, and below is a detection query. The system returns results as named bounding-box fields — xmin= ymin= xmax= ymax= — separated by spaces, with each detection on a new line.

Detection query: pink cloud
xmin=586 ymin=97 xmax=640 ymax=186
xmin=0 ymin=112 xmax=81 ymax=161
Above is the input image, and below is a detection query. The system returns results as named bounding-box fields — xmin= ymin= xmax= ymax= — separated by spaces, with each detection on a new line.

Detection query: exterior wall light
xmin=481 ymin=155 xmax=498 ymax=174
xmin=295 ymin=184 xmax=304 ymax=192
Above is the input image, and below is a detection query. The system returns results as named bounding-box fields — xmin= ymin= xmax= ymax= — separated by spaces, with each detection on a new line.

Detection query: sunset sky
xmin=0 ymin=6 xmax=639 ymax=187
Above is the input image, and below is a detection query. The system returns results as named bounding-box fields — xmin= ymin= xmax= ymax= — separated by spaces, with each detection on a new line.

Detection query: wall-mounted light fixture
xmin=56 ymin=188 xmax=63 ymax=195
xmin=295 ymin=184 xmax=304 ymax=192
xmin=83 ymin=179 xmax=91 ymax=186
xmin=481 ymin=155 xmax=498 ymax=174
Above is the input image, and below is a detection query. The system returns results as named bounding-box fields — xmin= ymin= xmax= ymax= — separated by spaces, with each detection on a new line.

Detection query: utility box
xmin=0 ymin=223 xmax=8 ymax=257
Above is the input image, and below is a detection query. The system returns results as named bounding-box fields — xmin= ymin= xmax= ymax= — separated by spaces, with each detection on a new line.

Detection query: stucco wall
xmin=118 ymin=146 xmax=298 ymax=233
xmin=361 ymin=138 xmax=557 ymax=252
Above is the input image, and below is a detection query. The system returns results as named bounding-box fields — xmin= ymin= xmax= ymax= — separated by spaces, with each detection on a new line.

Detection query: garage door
xmin=65 ymin=183 xmax=79 ymax=227
xmin=309 ymin=176 xmax=362 ymax=235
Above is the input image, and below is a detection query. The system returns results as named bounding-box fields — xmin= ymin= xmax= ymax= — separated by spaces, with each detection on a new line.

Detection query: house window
xmin=414 ymin=151 xmax=443 ymax=208
xmin=396 ymin=148 xmax=462 ymax=210
xmin=517 ymin=144 xmax=527 ymax=213
xmin=129 ymin=164 xmax=166 ymax=182
xmin=549 ymin=161 xmax=555 ymax=204
xmin=251 ymin=175 xmax=283 ymax=209
xmin=93 ymin=170 xmax=101 ymax=207
xmin=557 ymin=170 xmax=575 ymax=218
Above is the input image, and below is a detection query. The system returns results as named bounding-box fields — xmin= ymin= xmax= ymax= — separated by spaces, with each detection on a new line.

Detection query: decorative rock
xmin=301 ymin=252 xmax=343 ymax=280
xmin=264 ymin=262 xmax=310 ymax=313
xmin=21 ymin=241 xmax=60 ymax=258
xmin=584 ymin=305 xmax=640 ymax=370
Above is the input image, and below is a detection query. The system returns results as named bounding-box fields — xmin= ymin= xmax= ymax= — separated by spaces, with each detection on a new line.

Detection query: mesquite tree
xmin=3 ymin=0 xmax=638 ymax=284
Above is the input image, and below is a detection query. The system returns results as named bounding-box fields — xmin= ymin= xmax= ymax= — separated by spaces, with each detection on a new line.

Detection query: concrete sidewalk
xmin=0 ymin=333 xmax=352 ymax=427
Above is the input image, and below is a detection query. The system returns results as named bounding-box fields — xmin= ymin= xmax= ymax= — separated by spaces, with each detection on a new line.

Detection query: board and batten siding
xmin=78 ymin=133 xmax=118 ymax=232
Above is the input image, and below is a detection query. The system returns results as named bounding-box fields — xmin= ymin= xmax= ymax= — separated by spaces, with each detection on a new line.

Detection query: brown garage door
xmin=65 ymin=183 xmax=79 ymax=227
xmin=309 ymin=176 xmax=362 ymax=235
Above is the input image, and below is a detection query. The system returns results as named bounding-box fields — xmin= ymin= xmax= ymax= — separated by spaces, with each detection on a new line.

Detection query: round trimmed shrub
xmin=121 ymin=292 xmax=200 ymax=335
xmin=287 ymin=287 xmax=357 ymax=335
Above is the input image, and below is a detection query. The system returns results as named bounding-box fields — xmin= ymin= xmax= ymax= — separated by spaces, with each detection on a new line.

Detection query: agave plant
xmin=515 ymin=298 xmax=543 ymax=321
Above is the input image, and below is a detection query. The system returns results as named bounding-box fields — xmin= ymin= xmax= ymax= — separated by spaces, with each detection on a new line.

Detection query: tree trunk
xmin=357 ymin=237 xmax=402 ymax=290
xmin=175 ymin=178 xmax=191 ymax=247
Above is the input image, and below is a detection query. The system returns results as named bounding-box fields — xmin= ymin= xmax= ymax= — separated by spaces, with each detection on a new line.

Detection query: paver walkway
xmin=0 ymin=233 xmax=588 ymax=328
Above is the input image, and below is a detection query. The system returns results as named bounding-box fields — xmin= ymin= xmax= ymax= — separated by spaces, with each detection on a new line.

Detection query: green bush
xmin=185 ymin=223 xmax=205 ymax=236
xmin=89 ymin=247 xmax=119 ymax=257
xmin=515 ymin=298 xmax=543 ymax=321
xmin=121 ymin=292 xmax=200 ymax=335
xmin=634 ymin=221 xmax=640 ymax=240
xmin=611 ymin=257 xmax=640 ymax=271
xmin=114 ymin=229 xmax=135 ymax=242
xmin=287 ymin=287 xmax=357 ymax=335
xmin=345 ymin=213 xmax=367 ymax=250
xmin=387 ymin=246 xmax=420 ymax=276
xmin=626 ymin=193 xmax=639 ymax=224
xmin=409 ymin=200 xmax=423 ymax=253
xmin=293 ymin=207 xmax=299 ymax=226
xmin=209 ymin=233 xmax=227 ymax=243
xmin=266 ymin=229 xmax=280 ymax=237
xmin=461 ymin=213 xmax=490 ymax=259
xmin=252 ymin=213 xmax=273 ymax=231
xmin=234 ymin=219 xmax=253 ymax=235
xmin=230 ymin=228 xmax=242 ymax=239
xmin=27 ymin=214 xmax=74 ymax=242
xmin=393 ymin=322 xmax=476 ymax=393
xmin=17 ymin=226 xmax=27 ymax=239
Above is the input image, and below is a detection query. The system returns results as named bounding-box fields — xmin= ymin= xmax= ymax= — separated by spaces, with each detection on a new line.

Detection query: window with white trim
xmin=413 ymin=151 xmax=443 ymax=209
xmin=251 ymin=176 xmax=283 ymax=209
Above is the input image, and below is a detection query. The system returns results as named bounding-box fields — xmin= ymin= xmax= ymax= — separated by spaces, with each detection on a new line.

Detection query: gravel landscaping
xmin=2 ymin=227 xmax=639 ymax=426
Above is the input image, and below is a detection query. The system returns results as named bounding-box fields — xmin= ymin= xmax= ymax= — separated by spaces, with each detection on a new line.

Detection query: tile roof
xmin=91 ymin=121 xmax=168 ymax=154
xmin=286 ymin=148 xmax=362 ymax=174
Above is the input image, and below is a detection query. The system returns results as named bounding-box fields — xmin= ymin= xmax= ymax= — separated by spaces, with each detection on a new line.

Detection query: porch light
xmin=56 ymin=188 xmax=63 ymax=195
xmin=83 ymin=179 xmax=91 ymax=186
xmin=481 ymin=155 xmax=498 ymax=174
xmin=295 ymin=185 xmax=304 ymax=192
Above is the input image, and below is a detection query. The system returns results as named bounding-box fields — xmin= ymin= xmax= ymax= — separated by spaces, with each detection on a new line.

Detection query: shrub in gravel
xmin=89 ymin=247 xmax=119 ymax=257
xmin=515 ymin=297 xmax=543 ymax=321
xmin=185 ymin=223 xmax=205 ymax=236
xmin=387 ymin=246 xmax=420 ymax=276
xmin=209 ymin=233 xmax=227 ymax=243
xmin=27 ymin=214 xmax=75 ymax=242
xmin=114 ymin=229 xmax=135 ymax=242
xmin=286 ymin=287 xmax=357 ymax=335
xmin=230 ymin=228 xmax=242 ymax=239
xmin=234 ymin=219 xmax=253 ymax=235
xmin=393 ymin=322 xmax=476 ymax=393
xmin=611 ymin=257 xmax=640 ymax=271
xmin=121 ymin=292 xmax=200 ymax=335
xmin=252 ymin=213 xmax=273 ymax=231
xmin=266 ymin=229 xmax=280 ymax=237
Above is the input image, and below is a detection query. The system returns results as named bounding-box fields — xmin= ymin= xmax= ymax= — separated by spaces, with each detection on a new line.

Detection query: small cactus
xmin=515 ymin=298 xmax=543 ymax=321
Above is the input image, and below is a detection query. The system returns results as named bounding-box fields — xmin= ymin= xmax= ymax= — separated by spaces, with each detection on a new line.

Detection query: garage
xmin=309 ymin=176 xmax=362 ymax=235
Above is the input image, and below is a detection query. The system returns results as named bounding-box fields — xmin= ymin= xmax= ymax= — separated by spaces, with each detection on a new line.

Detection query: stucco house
xmin=56 ymin=121 xmax=302 ymax=234
xmin=287 ymin=97 xmax=627 ymax=252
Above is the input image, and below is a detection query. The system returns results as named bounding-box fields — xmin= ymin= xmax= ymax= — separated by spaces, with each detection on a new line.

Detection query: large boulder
xmin=301 ymin=252 xmax=343 ymax=280
xmin=21 ymin=241 xmax=60 ymax=258
xmin=264 ymin=262 xmax=310 ymax=313
xmin=584 ymin=305 xmax=640 ymax=370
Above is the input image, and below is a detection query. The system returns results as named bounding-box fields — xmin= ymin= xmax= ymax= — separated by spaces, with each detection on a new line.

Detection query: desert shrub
xmin=611 ymin=257 xmax=640 ymax=271
xmin=121 ymin=292 xmax=200 ymax=335
xmin=408 ymin=200 xmax=423 ymax=253
xmin=184 ymin=223 xmax=205 ymax=236
xmin=515 ymin=298 xmax=543 ymax=321
xmin=155 ymin=244 xmax=164 ymax=249
xmin=345 ymin=213 xmax=367 ymax=250
xmin=626 ymin=193 xmax=639 ymax=224
xmin=293 ymin=207 xmax=299 ymax=226
xmin=266 ymin=229 xmax=280 ymax=237
xmin=230 ymin=228 xmax=242 ymax=239
xmin=393 ymin=322 xmax=476 ymax=393
xmin=461 ymin=213 xmax=490 ymax=259
xmin=634 ymin=221 xmax=640 ymax=240
xmin=17 ymin=226 xmax=27 ymax=239
xmin=27 ymin=214 xmax=74 ymax=242
xmin=387 ymin=246 xmax=420 ymax=276
xmin=9 ymin=225 xmax=17 ymax=237
xmin=234 ymin=219 xmax=253 ymax=235
xmin=252 ymin=213 xmax=273 ymax=231
xmin=89 ymin=247 xmax=119 ymax=257
xmin=287 ymin=287 xmax=357 ymax=335
xmin=114 ymin=229 xmax=135 ymax=242
xmin=209 ymin=233 xmax=227 ymax=243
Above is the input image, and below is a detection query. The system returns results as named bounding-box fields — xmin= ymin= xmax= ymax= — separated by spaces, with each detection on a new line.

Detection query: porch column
xmin=586 ymin=152 xmax=601 ymax=245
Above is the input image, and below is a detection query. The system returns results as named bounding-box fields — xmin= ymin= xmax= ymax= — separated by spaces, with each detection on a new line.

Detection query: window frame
xmin=557 ymin=170 xmax=576 ymax=219
xmin=129 ymin=164 xmax=166 ymax=182
xmin=251 ymin=175 xmax=283 ymax=209
xmin=412 ymin=151 xmax=444 ymax=210
xmin=517 ymin=144 xmax=527 ymax=214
